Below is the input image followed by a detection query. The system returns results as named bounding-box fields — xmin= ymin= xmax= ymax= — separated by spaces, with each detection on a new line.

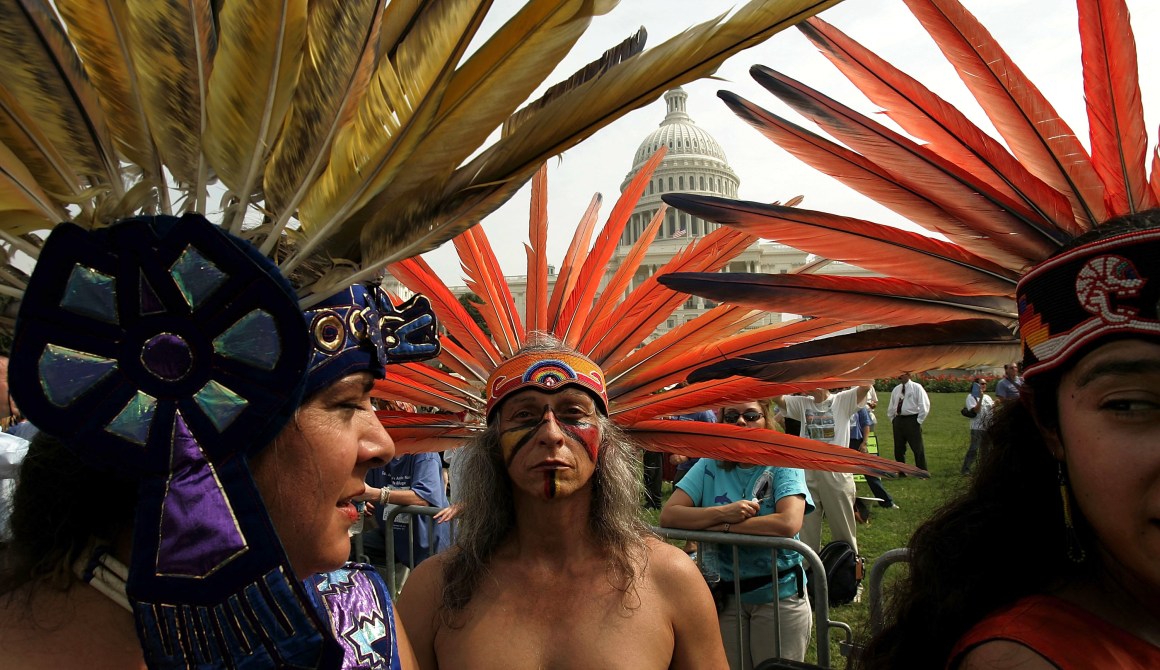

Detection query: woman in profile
xmin=858 ymin=210 xmax=1160 ymax=669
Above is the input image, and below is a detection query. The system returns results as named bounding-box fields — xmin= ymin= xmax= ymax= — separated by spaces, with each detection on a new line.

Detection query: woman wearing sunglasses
xmin=660 ymin=400 xmax=814 ymax=667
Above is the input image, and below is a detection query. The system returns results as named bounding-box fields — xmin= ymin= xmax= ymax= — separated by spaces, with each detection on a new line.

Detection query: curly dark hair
xmin=855 ymin=209 xmax=1160 ymax=668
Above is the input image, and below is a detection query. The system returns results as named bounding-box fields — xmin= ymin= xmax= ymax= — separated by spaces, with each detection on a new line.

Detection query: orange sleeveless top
xmin=949 ymin=595 xmax=1160 ymax=669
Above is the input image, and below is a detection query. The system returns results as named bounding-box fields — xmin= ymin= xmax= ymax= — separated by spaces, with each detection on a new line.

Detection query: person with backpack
xmin=660 ymin=400 xmax=815 ymax=666
xmin=961 ymin=377 xmax=994 ymax=475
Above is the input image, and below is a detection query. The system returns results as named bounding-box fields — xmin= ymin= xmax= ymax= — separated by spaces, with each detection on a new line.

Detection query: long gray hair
xmin=441 ymin=338 xmax=650 ymax=616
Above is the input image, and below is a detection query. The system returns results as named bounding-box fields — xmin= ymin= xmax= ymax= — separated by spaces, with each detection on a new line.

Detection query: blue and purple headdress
xmin=8 ymin=213 xmax=438 ymax=668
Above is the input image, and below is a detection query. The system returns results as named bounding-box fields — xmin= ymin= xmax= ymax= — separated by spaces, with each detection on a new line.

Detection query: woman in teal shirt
xmin=660 ymin=399 xmax=814 ymax=667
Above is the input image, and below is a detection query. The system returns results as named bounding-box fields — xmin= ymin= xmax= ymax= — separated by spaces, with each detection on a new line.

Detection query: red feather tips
xmin=687 ymin=319 xmax=1018 ymax=384
xmin=661 ymin=193 xmax=1020 ymax=295
xmin=656 ymin=272 xmax=1017 ymax=327
xmin=627 ymin=420 xmax=927 ymax=478
xmin=375 ymin=410 xmax=476 ymax=455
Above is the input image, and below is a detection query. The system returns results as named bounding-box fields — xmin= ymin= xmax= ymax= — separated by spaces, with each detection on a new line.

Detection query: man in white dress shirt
xmin=886 ymin=372 xmax=931 ymax=471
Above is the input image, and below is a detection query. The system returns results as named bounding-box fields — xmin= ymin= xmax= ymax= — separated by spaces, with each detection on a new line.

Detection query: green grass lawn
xmin=651 ymin=392 xmax=978 ymax=667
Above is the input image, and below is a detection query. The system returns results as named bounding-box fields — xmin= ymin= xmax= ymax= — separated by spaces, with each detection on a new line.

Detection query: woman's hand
xmin=717 ymin=499 xmax=760 ymax=523
xmin=433 ymin=503 xmax=461 ymax=523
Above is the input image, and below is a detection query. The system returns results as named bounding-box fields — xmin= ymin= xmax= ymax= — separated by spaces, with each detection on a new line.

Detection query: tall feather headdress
xmin=0 ymin=0 xmax=851 ymax=319
xmin=376 ymin=155 xmax=926 ymax=478
xmin=654 ymin=0 xmax=1152 ymax=382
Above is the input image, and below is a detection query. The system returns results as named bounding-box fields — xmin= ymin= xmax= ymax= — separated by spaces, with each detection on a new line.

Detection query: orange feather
xmin=389 ymin=256 xmax=502 ymax=369
xmin=454 ymin=225 xmax=524 ymax=356
xmin=376 ymin=410 xmax=475 ymax=455
xmin=557 ymin=147 xmax=666 ymax=347
xmin=547 ymin=193 xmax=600 ymax=333
xmin=579 ymin=205 xmax=666 ymax=354
xmin=612 ymin=377 xmax=852 ymax=425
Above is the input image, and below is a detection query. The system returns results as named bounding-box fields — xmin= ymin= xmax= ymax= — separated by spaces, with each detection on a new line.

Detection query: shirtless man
xmin=398 ymin=338 xmax=726 ymax=669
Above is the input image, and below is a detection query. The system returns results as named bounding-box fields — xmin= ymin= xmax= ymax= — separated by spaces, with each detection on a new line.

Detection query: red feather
xmin=605 ymin=304 xmax=764 ymax=390
xmin=798 ymin=18 xmax=1077 ymax=235
xmin=717 ymin=91 xmax=1032 ymax=271
xmin=1078 ymin=0 xmax=1155 ymax=215
xmin=627 ymin=421 xmax=926 ymax=477
xmin=373 ymin=376 xmax=476 ymax=414
xmin=751 ymin=65 xmax=1060 ymax=261
xmin=904 ymin=0 xmax=1106 ymax=226
xmin=525 ymin=164 xmax=549 ymax=332
xmin=658 ymin=272 xmax=1017 ymax=327
xmin=557 ymin=147 xmax=666 ymax=347
xmin=663 ymin=195 xmax=1019 ymax=295
xmin=689 ymin=319 xmax=1019 ymax=384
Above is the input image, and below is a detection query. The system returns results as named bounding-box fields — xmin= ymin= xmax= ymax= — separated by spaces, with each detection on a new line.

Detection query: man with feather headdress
xmin=397 ymin=335 xmax=729 ymax=670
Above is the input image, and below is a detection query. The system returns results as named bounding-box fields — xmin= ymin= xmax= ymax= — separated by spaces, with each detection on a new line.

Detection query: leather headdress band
xmin=1017 ymin=227 xmax=1160 ymax=380
xmin=485 ymin=350 xmax=608 ymax=418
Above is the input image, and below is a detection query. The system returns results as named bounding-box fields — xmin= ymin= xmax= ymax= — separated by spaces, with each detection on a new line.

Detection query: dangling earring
xmin=1058 ymin=463 xmax=1086 ymax=563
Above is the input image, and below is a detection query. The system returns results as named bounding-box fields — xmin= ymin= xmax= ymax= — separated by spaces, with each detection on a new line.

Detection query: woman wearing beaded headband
xmin=856 ymin=210 xmax=1160 ymax=669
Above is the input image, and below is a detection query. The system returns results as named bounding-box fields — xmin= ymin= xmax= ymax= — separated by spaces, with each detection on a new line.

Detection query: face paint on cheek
xmin=500 ymin=424 xmax=538 ymax=465
xmin=563 ymin=422 xmax=601 ymax=462
xmin=543 ymin=471 xmax=557 ymax=499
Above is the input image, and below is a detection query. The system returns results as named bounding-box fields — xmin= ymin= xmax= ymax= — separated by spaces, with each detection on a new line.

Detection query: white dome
xmin=631 ymin=88 xmax=729 ymax=166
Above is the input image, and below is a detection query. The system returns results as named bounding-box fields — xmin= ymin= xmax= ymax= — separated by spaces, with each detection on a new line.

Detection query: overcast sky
xmin=422 ymin=0 xmax=1160 ymax=284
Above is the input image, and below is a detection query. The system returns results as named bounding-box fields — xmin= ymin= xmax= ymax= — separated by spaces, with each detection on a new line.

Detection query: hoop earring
xmin=1058 ymin=463 xmax=1086 ymax=563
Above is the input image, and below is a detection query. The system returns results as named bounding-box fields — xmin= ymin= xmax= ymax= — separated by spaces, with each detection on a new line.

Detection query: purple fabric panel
xmin=319 ymin=569 xmax=399 ymax=669
xmin=156 ymin=412 xmax=246 ymax=575
xmin=142 ymin=333 xmax=192 ymax=380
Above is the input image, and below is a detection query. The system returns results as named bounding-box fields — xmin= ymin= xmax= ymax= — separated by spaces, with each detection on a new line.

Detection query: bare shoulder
xmin=397 ymin=552 xmax=454 ymax=670
xmin=955 ymin=640 xmax=1058 ymax=670
xmin=642 ymin=537 xmax=703 ymax=586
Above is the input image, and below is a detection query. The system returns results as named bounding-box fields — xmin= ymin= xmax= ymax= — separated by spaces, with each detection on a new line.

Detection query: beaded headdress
xmin=485 ymin=350 xmax=608 ymax=419
xmin=1017 ymin=228 xmax=1160 ymax=380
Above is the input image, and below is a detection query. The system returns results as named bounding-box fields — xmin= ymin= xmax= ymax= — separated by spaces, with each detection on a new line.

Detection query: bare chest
xmin=434 ymin=569 xmax=675 ymax=669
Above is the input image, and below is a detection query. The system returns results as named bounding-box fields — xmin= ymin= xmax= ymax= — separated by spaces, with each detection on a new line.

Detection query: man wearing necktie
xmin=886 ymin=372 xmax=931 ymax=471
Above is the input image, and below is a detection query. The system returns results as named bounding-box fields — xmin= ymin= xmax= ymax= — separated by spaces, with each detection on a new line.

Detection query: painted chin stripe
xmin=544 ymin=471 xmax=557 ymax=498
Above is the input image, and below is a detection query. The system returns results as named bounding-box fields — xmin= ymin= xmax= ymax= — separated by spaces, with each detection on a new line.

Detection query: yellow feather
xmin=261 ymin=0 xmax=383 ymax=227
xmin=347 ymin=0 xmax=844 ymax=275
xmin=0 ymin=83 xmax=82 ymax=203
xmin=56 ymin=0 xmax=159 ymax=182
xmin=341 ymin=0 xmax=607 ymax=260
xmin=459 ymin=0 xmax=845 ymax=193
xmin=204 ymin=0 xmax=306 ymax=231
xmin=0 ymin=140 xmax=66 ymax=232
xmin=0 ymin=0 xmax=121 ymax=197
xmin=126 ymin=0 xmax=214 ymax=198
xmin=292 ymin=0 xmax=489 ymax=272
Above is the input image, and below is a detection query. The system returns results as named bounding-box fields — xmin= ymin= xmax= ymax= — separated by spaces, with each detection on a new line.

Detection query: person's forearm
xmin=365 ymin=486 xmax=431 ymax=507
xmin=730 ymin=513 xmax=801 ymax=538
xmin=659 ymin=504 xmax=728 ymax=530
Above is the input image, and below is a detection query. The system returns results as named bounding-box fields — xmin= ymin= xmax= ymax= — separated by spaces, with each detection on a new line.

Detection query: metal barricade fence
xmin=650 ymin=527 xmax=849 ymax=670
xmin=867 ymin=547 xmax=909 ymax=636
xmin=355 ymin=507 xmax=856 ymax=669
xmin=351 ymin=504 xmax=453 ymax=599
